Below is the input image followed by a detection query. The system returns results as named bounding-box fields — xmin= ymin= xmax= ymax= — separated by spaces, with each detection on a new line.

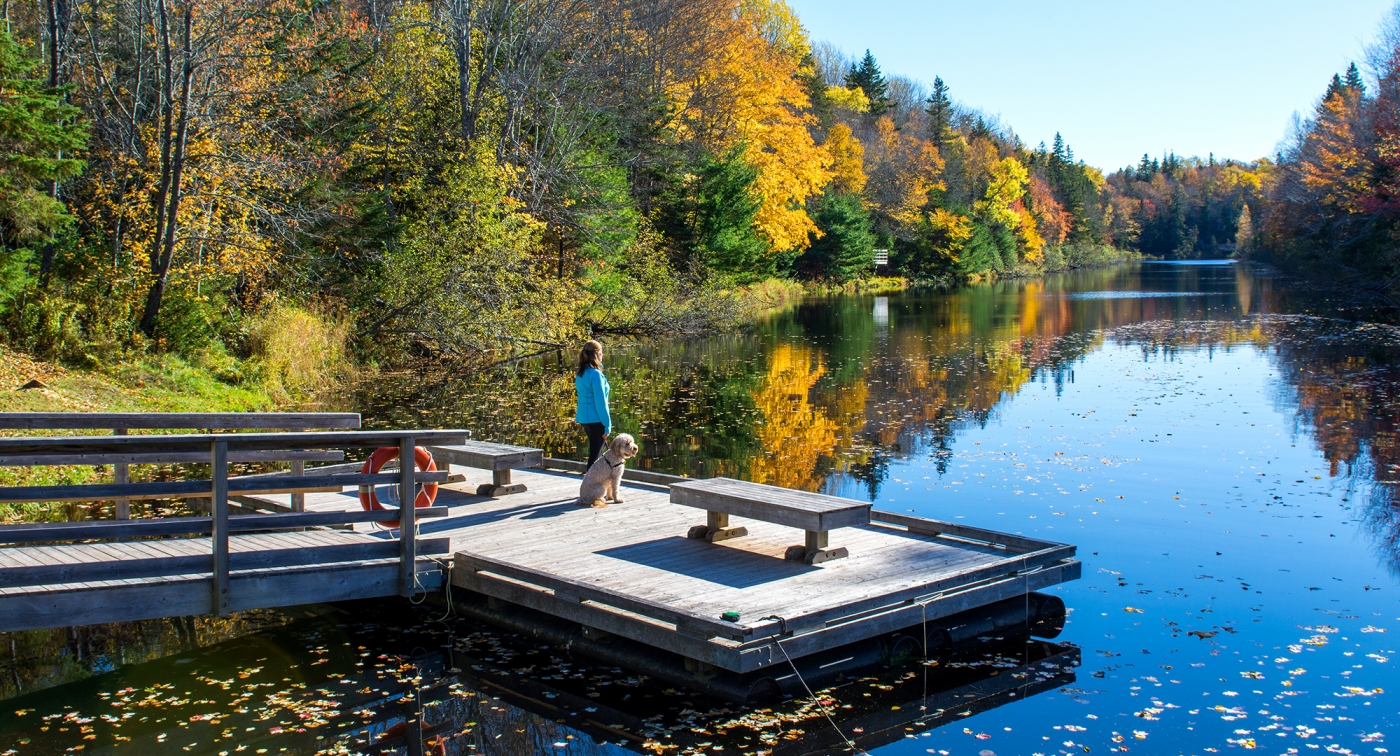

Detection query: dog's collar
xmin=606 ymin=457 xmax=625 ymax=469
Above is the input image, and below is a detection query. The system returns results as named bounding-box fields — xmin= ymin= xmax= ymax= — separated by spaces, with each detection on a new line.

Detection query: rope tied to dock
xmin=1021 ymin=554 xmax=1032 ymax=700
xmin=427 ymin=556 xmax=455 ymax=623
xmin=761 ymin=615 xmax=866 ymax=755
xmin=914 ymin=591 xmax=946 ymax=717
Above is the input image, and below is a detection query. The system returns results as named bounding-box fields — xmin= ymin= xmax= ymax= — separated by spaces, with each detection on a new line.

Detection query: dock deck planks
xmin=286 ymin=466 xmax=1078 ymax=673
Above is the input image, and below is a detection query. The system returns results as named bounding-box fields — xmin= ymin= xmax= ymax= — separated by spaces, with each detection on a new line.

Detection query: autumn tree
xmin=824 ymin=123 xmax=867 ymax=195
xmin=671 ymin=0 xmax=832 ymax=268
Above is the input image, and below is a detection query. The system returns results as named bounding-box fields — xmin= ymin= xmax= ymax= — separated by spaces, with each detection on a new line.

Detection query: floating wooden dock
xmin=0 ymin=452 xmax=1080 ymax=680
xmin=281 ymin=464 xmax=1078 ymax=676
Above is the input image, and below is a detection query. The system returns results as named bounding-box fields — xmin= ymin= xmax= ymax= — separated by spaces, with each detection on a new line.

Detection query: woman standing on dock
xmin=575 ymin=340 xmax=611 ymax=468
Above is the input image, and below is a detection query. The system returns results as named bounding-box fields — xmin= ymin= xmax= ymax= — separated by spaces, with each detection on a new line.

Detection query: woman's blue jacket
xmin=574 ymin=367 xmax=611 ymax=433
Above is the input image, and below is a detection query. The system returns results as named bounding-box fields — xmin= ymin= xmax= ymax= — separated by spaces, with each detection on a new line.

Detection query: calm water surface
xmin=3 ymin=261 xmax=1398 ymax=755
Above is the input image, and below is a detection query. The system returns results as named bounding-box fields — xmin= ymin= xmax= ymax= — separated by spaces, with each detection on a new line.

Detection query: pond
xmin=2 ymin=261 xmax=1397 ymax=755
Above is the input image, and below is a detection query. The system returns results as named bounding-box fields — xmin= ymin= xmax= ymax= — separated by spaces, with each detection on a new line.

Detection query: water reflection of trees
xmin=1111 ymin=316 xmax=1400 ymax=574
xmin=356 ymin=264 xmax=1270 ymax=503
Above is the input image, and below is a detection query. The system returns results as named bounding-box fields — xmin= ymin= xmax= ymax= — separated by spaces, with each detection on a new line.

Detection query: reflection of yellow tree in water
xmin=748 ymin=345 xmax=842 ymax=491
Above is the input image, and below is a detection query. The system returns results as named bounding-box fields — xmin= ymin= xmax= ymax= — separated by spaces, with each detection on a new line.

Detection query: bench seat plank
xmin=427 ymin=441 xmax=544 ymax=497
xmin=426 ymin=441 xmax=543 ymax=471
xmin=669 ymin=477 xmax=870 ymax=532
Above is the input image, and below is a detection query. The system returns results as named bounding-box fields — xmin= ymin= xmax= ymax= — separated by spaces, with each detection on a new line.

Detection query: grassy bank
xmin=0 ymin=346 xmax=286 ymax=523
xmin=807 ymin=276 xmax=910 ymax=295
xmin=0 ymin=346 xmax=276 ymax=415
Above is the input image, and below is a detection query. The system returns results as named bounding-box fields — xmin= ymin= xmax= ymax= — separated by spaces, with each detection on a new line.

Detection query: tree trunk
xmin=451 ymin=0 xmax=474 ymax=142
xmin=140 ymin=2 xmax=193 ymax=337
xmin=38 ymin=0 xmax=72 ymax=280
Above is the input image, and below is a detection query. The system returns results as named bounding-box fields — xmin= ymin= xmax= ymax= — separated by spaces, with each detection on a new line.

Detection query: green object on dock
xmin=721 ymin=611 xmax=741 ymax=623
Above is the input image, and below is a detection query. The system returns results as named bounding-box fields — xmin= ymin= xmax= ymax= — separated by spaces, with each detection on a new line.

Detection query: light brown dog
xmin=577 ymin=433 xmax=638 ymax=508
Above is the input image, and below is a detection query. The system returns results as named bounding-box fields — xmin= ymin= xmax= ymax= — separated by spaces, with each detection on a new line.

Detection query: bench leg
xmin=476 ymin=468 xmax=527 ymax=497
xmin=686 ymin=511 xmax=749 ymax=542
xmin=784 ymin=530 xmax=848 ymax=564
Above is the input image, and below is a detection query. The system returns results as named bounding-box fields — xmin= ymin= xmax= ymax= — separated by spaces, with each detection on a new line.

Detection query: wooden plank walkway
xmin=0 ymin=529 xmax=444 ymax=632
xmin=282 ymin=465 xmax=1080 ymax=674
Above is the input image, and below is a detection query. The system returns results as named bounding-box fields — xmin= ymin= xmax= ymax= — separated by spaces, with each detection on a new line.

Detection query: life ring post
xmin=398 ymin=435 xmax=415 ymax=598
xmin=357 ymin=441 xmax=438 ymax=598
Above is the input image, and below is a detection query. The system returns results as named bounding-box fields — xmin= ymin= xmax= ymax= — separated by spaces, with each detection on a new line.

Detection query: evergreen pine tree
xmin=1052 ymin=133 xmax=1066 ymax=162
xmin=957 ymin=223 xmax=1003 ymax=275
xmin=693 ymin=149 xmax=768 ymax=274
xmin=844 ymin=50 xmax=890 ymax=116
xmin=1138 ymin=154 xmax=1154 ymax=178
xmin=971 ymin=116 xmax=992 ymax=141
xmin=1324 ymin=73 xmax=1346 ymax=102
xmin=924 ymin=76 xmax=952 ymax=147
xmin=799 ymin=190 xmax=876 ymax=281
xmin=1345 ymin=62 xmax=1366 ymax=96
xmin=0 ymin=30 xmax=87 ymax=308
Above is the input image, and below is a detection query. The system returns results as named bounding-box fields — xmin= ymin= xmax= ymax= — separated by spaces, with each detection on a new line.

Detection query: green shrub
xmin=245 ymin=301 xmax=354 ymax=400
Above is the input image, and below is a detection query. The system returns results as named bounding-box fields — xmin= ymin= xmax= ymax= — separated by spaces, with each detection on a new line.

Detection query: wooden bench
xmin=425 ymin=441 xmax=544 ymax=497
xmin=670 ymin=477 xmax=871 ymax=564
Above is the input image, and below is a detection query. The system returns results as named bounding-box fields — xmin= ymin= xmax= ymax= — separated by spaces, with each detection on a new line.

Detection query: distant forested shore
xmin=0 ymin=0 xmax=1394 ymax=398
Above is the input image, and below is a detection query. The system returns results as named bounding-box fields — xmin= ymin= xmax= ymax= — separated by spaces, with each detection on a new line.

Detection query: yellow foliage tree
xmin=825 ymin=123 xmax=867 ymax=196
xmin=672 ymin=0 xmax=832 ymax=254
xmin=1297 ymin=92 xmax=1370 ymax=215
xmin=923 ymin=207 xmax=975 ymax=264
xmin=826 ymin=86 xmax=870 ymax=113
xmin=738 ymin=0 xmax=810 ymax=60
xmin=974 ymin=157 xmax=1043 ymax=262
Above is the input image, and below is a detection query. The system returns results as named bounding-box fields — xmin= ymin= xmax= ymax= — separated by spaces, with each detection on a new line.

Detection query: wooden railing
xmin=0 ymin=412 xmax=363 ymax=516
xmin=0 ymin=420 xmax=469 ymax=617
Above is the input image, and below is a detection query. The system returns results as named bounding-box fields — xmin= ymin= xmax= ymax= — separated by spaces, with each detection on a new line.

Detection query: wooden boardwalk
xmin=0 ymin=529 xmax=444 ymax=632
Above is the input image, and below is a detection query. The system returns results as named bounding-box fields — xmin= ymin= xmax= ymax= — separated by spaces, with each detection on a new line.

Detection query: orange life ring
xmin=358 ymin=446 xmax=438 ymax=529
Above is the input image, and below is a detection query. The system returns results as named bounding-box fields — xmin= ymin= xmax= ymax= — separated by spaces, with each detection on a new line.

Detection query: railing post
xmin=211 ymin=440 xmax=230 ymax=616
xmin=399 ymin=435 xmax=416 ymax=597
xmin=113 ymin=428 xmax=129 ymax=520
xmin=290 ymin=427 xmax=305 ymax=513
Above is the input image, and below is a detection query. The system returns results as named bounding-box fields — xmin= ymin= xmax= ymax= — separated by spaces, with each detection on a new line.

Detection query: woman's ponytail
xmin=576 ymin=340 xmax=602 ymax=376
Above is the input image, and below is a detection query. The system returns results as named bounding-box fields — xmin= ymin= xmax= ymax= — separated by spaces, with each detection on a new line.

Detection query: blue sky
xmin=789 ymin=0 xmax=1396 ymax=171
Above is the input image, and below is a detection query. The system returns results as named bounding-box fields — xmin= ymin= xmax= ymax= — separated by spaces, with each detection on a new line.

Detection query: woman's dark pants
xmin=582 ymin=422 xmax=606 ymax=468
